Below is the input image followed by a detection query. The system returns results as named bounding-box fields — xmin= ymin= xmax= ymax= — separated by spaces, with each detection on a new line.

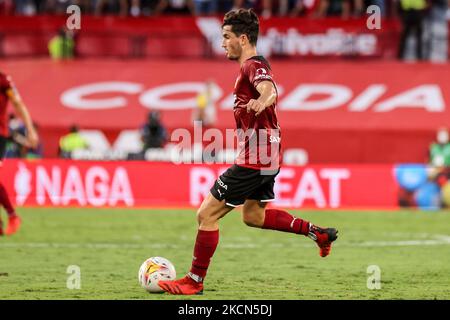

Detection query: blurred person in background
xmin=42 ymin=0 xmax=73 ymax=14
xmin=192 ymin=79 xmax=217 ymax=128
xmin=59 ymin=125 xmax=89 ymax=159
xmin=95 ymin=0 xmax=128 ymax=16
xmin=154 ymin=0 xmax=195 ymax=15
xmin=193 ymin=0 xmax=218 ymax=15
xmin=0 ymin=70 xmax=39 ymax=236
xmin=315 ymin=0 xmax=364 ymax=18
xmin=130 ymin=0 xmax=142 ymax=16
xmin=287 ymin=0 xmax=320 ymax=17
xmin=48 ymin=27 xmax=75 ymax=60
xmin=397 ymin=0 xmax=430 ymax=61
xmin=140 ymin=110 xmax=168 ymax=152
xmin=427 ymin=127 xmax=450 ymax=206
xmin=429 ymin=127 xmax=450 ymax=168
xmin=13 ymin=0 xmax=37 ymax=15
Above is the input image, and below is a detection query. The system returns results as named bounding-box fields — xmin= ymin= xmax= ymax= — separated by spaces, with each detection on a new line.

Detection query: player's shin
xmin=0 ymin=182 xmax=16 ymax=217
xmin=262 ymin=208 xmax=310 ymax=236
xmin=189 ymin=229 xmax=219 ymax=282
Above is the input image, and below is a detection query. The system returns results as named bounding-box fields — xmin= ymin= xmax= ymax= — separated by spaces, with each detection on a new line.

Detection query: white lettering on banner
xmin=85 ymin=166 xmax=109 ymax=206
xmin=349 ymin=85 xmax=387 ymax=111
xmin=15 ymin=162 xmax=32 ymax=205
xmin=281 ymin=84 xmax=353 ymax=111
xmin=189 ymin=167 xmax=229 ymax=206
xmin=37 ymin=166 xmax=62 ymax=205
xmin=61 ymin=166 xmax=87 ymax=206
xmin=292 ymin=169 xmax=326 ymax=208
xmin=190 ymin=167 xmax=216 ymax=206
xmin=274 ymin=168 xmax=351 ymax=208
xmin=195 ymin=17 xmax=378 ymax=57
xmin=30 ymin=165 xmax=134 ymax=206
xmin=61 ymin=82 xmax=144 ymax=109
xmin=273 ymin=168 xmax=295 ymax=207
xmin=189 ymin=167 xmax=350 ymax=208
xmin=109 ymin=167 xmax=134 ymax=206
xmin=320 ymin=169 xmax=351 ymax=208
xmin=139 ymin=82 xmax=222 ymax=110
xmin=60 ymin=83 xmax=446 ymax=113
xmin=374 ymin=85 xmax=445 ymax=112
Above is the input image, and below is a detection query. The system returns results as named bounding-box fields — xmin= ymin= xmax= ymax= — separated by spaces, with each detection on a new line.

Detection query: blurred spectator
xmin=427 ymin=0 xmax=449 ymax=62
xmin=288 ymin=0 xmax=320 ymax=17
xmin=429 ymin=127 xmax=450 ymax=167
xmin=315 ymin=0 xmax=364 ymax=18
xmin=42 ymin=0 xmax=73 ymax=14
xmin=140 ymin=110 xmax=168 ymax=151
xmin=130 ymin=0 xmax=141 ymax=16
xmin=397 ymin=0 xmax=429 ymax=61
xmin=59 ymin=125 xmax=89 ymax=158
xmin=95 ymin=0 xmax=128 ymax=16
xmin=14 ymin=0 xmax=37 ymax=15
xmin=192 ymin=79 xmax=217 ymax=128
xmin=1 ymin=0 xmax=421 ymax=17
xmin=193 ymin=0 xmax=218 ymax=15
xmin=342 ymin=0 xmax=363 ymax=18
xmin=154 ymin=0 xmax=195 ymax=15
xmin=48 ymin=27 xmax=75 ymax=60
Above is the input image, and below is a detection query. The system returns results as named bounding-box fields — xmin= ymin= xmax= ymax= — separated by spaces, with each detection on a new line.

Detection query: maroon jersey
xmin=0 ymin=72 xmax=13 ymax=137
xmin=233 ymin=56 xmax=281 ymax=170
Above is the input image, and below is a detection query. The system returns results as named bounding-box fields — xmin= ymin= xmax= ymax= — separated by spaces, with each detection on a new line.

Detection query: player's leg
xmin=243 ymin=170 xmax=338 ymax=257
xmin=242 ymin=199 xmax=310 ymax=235
xmin=0 ymin=214 xmax=3 ymax=236
xmin=0 ymin=137 xmax=21 ymax=236
xmin=158 ymin=193 xmax=233 ymax=295
xmin=0 ymin=180 xmax=21 ymax=235
xmin=242 ymin=199 xmax=338 ymax=257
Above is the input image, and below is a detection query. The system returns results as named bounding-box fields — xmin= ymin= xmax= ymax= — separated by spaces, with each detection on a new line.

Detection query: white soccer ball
xmin=138 ymin=256 xmax=176 ymax=293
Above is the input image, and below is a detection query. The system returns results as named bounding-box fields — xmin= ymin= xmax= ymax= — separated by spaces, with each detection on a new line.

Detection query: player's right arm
xmin=245 ymin=80 xmax=277 ymax=116
xmin=6 ymin=87 xmax=39 ymax=149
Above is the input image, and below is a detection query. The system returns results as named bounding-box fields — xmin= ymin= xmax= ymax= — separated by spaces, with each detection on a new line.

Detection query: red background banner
xmin=0 ymin=160 xmax=398 ymax=209
xmin=1 ymin=59 xmax=449 ymax=162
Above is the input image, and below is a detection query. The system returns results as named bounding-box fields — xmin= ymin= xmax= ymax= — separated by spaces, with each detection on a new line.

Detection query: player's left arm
xmin=246 ymin=81 xmax=277 ymax=116
xmin=6 ymin=88 xmax=39 ymax=148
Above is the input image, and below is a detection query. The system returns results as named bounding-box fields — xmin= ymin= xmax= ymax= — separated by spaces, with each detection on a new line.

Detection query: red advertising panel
xmin=0 ymin=160 xmax=398 ymax=209
xmin=2 ymin=59 xmax=449 ymax=162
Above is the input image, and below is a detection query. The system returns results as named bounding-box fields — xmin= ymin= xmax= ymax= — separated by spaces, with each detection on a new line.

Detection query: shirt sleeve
xmin=246 ymin=61 xmax=274 ymax=89
xmin=0 ymin=73 xmax=15 ymax=94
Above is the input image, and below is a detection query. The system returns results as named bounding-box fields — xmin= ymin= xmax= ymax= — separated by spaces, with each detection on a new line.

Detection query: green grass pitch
xmin=0 ymin=207 xmax=449 ymax=300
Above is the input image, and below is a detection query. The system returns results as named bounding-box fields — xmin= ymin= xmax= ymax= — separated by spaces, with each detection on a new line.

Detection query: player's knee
xmin=196 ymin=207 xmax=214 ymax=225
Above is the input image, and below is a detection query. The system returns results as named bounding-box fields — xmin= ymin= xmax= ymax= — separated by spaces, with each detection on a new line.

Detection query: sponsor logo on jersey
xmin=217 ymin=177 xmax=228 ymax=190
xmin=254 ymin=68 xmax=272 ymax=81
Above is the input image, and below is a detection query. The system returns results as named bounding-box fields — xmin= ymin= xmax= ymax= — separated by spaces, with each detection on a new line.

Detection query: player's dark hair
xmin=222 ymin=9 xmax=259 ymax=46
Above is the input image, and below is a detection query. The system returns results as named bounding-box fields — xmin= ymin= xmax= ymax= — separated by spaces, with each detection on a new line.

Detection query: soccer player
xmin=158 ymin=9 xmax=338 ymax=295
xmin=0 ymin=71 xmax=38 ymax=236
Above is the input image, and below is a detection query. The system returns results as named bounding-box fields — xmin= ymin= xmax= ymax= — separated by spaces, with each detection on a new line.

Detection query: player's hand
xmin=245 ymin=99 xmax=266 ymax=116
xmin=27 ymin=129 xmax=39 ymax=149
